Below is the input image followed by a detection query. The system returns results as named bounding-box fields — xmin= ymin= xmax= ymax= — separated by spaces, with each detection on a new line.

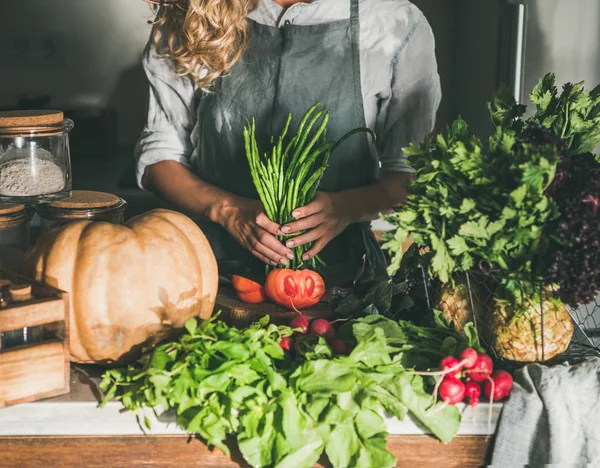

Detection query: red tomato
xmin=265 ymin=269 xmax=326 ymax=310
xmin=232 ymin=275 xmax=267 ymax=304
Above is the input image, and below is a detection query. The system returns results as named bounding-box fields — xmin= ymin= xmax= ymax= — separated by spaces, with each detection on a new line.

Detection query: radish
xmin=468 ymin=353 xmax=493 ymax=382
xmin=309 ymin=319 xmax=334 ymax=340
xmin=330 ymin=339 xmax=348 ymax=355
xmin=290 ymin=315 xmax=310 ymax=334
xmin=440 ymin=356 xmax=462 ymax=378
xmin=279 ymin=336 xmax=292 ymax=352
xmin=438 ymin=377 xmax=466 ymax=405
xmin=460 ymin=348 xmax=478 ymax=369
xmin=464 ymin=381 xmax=481 ymax=407
xmin=409 ymin=348 xmax=480 ymax=379
xmin=483 ymin=370 xmax=513 ymax=401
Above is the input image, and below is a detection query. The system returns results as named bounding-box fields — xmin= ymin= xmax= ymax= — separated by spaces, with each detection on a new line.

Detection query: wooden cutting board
xmin=215 ymin=285 xmax=334 ymax=329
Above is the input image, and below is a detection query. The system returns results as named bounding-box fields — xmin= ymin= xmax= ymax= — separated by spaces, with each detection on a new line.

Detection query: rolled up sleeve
xmin=377 ymin=12 xmax=441 ymax=176
xmin=134 ymin=39 xmax=197 ymax=189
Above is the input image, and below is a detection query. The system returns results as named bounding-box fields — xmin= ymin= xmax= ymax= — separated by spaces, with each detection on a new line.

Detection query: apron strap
xmin=350 ymin=0 xmax=360 ymax=19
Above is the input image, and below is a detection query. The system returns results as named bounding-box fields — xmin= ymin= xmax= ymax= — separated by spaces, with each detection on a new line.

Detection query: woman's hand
xmin=218 ymin=197 xmax=295 ymax=266
xmin=279 ymin=192 xmax=353 ymax=261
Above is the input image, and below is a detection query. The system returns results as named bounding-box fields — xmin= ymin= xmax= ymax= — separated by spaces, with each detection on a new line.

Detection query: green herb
xmin=382 ymin=119 xmax=559 ymax=284
xmin=100 ymin=313 xmax=462 ymax=468
xmin=490 ymin=73 xmax=600 ymax=156
xmin=382 ymin=72 xmax=600 ymax=312
xmin=244 ymin=103 xmax=374 ymax=271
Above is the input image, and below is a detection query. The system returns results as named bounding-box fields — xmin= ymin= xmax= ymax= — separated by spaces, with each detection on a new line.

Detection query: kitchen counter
xmin=0 ymin=366 xmax=500 ymax=467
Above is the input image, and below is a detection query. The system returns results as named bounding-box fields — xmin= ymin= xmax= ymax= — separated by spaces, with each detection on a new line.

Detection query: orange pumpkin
xmin=23 ymin=209 xmax=218 ymax=365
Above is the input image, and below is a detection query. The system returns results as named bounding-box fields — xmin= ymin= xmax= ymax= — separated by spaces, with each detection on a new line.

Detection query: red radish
xmin=483 ymin=370 xmax=513 ymax=401
xmin=464 ymin=381 xmax=481 ymax=407
xmin=408 ymin=349 xmax=479 ymax=379
xmin=438 ymin=377 xmax=466 ymax=405
xmin=468 ymin=353 xmax=493 ymax=382
xmin=279 ymin=336 xmax=292 ymax=352
xmin=290 ymin=315 xmax=310 ymax=334
xmin=330 ymin=339 xmax=348 ymax=355
xmin=460 ymin=348 xmax=478 ymax=369
xmin=440 ymin=356 xmax=462 ymax=378
xmin=309 ymin=319 xmax=335 ymax=340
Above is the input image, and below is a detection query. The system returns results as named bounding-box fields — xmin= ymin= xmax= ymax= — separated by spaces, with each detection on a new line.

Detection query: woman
xmin=135 ymin=0 xmax=441 ymax=280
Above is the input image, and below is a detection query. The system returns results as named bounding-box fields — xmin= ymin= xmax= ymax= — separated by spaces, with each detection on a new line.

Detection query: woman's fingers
xmin=258 ymin=229 xmax=294 ymax=263
xmin=301 ymin=238 xmax=329 ymax=260
xmin=290 ymin=197 xmax=325 ymax=220
xmin=249 ymin=248 xmax=278 ymax=266
xmin=284 ymin=226 xmax=326 ymax=248
xmin=255 ymin=212 xmax=284 ymax=236
xmin=281 ymin=213 xmax=324 ymax=235
xmin=248 ymin=228 xmax=293 ymax=266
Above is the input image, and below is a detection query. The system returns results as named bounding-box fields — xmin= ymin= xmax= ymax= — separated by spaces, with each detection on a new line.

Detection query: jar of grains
xmin=0 ymin=203 xmax=33 ymax=272
xmin=0 ymin=110 xmax=73 ymax=203
xmin=36 ymin=190 xmax=127 ymax=232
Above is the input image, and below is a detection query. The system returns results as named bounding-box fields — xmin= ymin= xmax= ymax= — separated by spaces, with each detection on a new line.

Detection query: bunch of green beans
xmin=243 ymin=103 xmax=375 ymax=271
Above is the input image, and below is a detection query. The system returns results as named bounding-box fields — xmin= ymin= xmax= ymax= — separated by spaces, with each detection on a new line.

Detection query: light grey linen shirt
xmin=134 ymin=0 xmax=441 ymax=189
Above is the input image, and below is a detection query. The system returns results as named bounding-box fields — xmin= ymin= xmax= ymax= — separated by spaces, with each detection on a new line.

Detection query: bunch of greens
xmin=244 ymin=103 xmax=374 ymax=271
xmin=489 ymin=73 xmax=600 ymax=306
xmin=100 ymin=313 xmax=466 ymax=468
xmin=382 ymin=118 xmax=559 ymax=285
xmin=489 ymin=73 xmax=600 ymax=157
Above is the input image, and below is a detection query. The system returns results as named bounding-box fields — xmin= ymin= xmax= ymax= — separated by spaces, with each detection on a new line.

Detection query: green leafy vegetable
xmin=382 ymin=119 xmax=559 ymax=284
xmin=100 ymin=313 xmax=464 ymax=468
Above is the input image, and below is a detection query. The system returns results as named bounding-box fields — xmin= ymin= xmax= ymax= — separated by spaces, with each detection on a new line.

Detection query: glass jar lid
xmin=0 ymin=110 xmax=74 ymax=137
xmin=36 ymin=190 xmax=127 ymax=221
xmin=0 ymin=204 xmax=33 ymax=229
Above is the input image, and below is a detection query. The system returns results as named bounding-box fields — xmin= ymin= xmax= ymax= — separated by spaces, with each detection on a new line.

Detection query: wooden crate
xmin=0 ymin=270 xmax=69 ymax=408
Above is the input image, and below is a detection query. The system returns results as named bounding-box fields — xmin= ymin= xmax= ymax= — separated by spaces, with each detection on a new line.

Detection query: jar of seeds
xmin=0 ymin=110 xmax=73 ymax=204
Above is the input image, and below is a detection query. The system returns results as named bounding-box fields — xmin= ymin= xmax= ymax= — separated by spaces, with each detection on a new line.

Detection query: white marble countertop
xmin=0 ymin=366 xmax=502 ymax=437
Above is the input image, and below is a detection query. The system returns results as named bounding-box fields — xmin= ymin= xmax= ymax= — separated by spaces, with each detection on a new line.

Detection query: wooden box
xmin=0 ymin=270 xmax=69 ymax=408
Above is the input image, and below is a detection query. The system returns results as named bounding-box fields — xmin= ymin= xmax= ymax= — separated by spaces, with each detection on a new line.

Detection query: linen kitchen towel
xmin=490 ymin=356 xmax=600 ymax=467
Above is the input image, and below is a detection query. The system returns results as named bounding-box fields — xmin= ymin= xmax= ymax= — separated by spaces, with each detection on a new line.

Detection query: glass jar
xmin=0 ymin=203 xmax=33 ymax=272
xmin=0 ymin=110 xmax=73 ymax=204
xmin=36 ymin=190 xmax=127 ymax=232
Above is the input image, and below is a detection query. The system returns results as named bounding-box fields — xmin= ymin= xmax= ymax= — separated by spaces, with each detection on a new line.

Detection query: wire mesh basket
xmin=418 ymin=261 xmax=600 ymax=364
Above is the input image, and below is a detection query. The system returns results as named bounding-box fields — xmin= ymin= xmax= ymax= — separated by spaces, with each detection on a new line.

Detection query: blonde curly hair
xmin=151 ymin=0 xmax=260 ymax=89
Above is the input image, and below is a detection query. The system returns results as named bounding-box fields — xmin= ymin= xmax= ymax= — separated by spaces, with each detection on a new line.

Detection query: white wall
xmin=522 ymin=0 xmax=600 ymax=110
xmin=0 ymin=0 xmax=153 ymax=146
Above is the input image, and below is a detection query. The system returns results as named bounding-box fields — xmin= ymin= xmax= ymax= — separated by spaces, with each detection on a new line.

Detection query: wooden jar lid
xmin=47 ymin=191 xmax=122 ymax=209
xmin=0 ymin=204 xmax=27 ymax=215
xmin=0 ymin=204 xmax=31 ymax=229
xmin=10 ymin=284 xmax=32 ymax=302
xmin=0 ymin=110 xmax=64 ymax=128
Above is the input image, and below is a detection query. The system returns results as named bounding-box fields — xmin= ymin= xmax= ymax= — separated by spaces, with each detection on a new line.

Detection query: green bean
xmin=300 ymin=165 xmax=327 ymax=201
xmin=295 ymin=144 xmax=330 ymax=189
xmin=294 ymin=112 xmax=330 ymax=172
xmin=330 ymin=126 xmax=376 ymax=155
xmin=287 ymin=109 xmax=326 ymax=176
xmin=244 ymin=103 xmax=358 ymax=271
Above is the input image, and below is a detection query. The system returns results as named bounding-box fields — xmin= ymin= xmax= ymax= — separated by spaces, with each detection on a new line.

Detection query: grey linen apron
xmin=195 ymin=0 xmax=387 ymax=283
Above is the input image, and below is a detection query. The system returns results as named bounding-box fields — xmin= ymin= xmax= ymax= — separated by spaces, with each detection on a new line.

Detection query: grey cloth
xmin=491 ymin=357 xmax=600 ymax=468
xmin=134 ymin=0 xmax=441 ymax=187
